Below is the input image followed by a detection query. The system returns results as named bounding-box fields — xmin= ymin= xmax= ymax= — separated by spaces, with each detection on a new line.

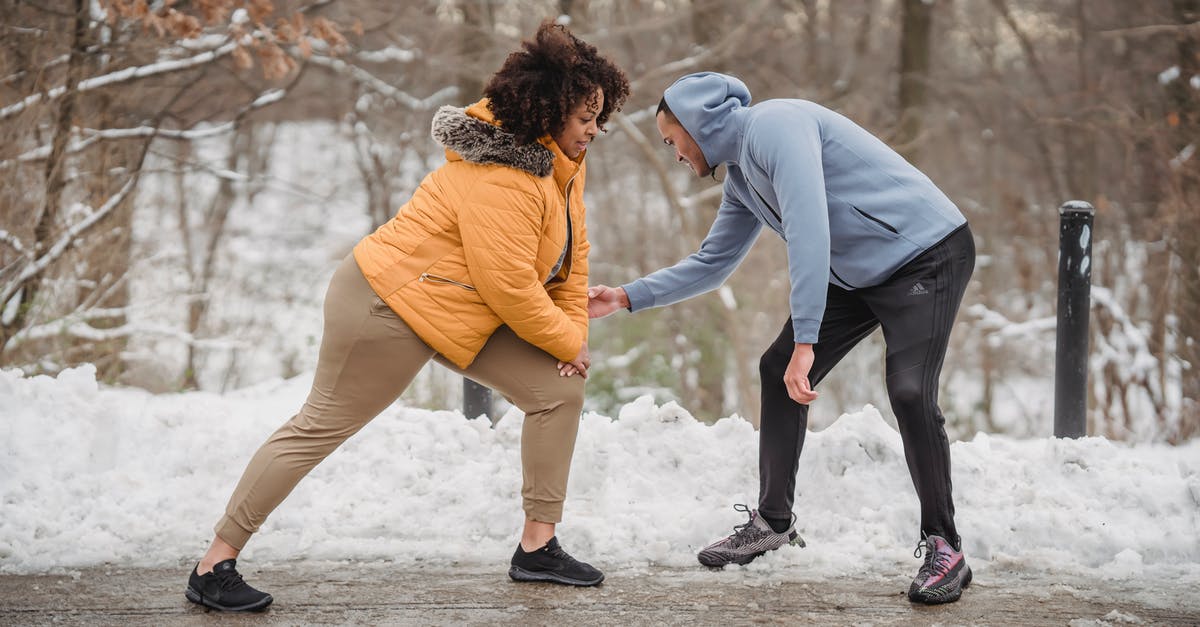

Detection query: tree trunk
xmin=896 ymin=0 xmax=933 ymax=162
xmin=78 ymin=97 xmax=133 ymax=383
xmin=1169 ymin=0 xmax=1200 ymax=438
xmin=803 ymin=0 xmax=821 ymax=82
xmin=1 ymin=0 xmax=87 ymax=362
xmin=691 ymin=0 xmax=723 ymax=47
xmin=456 ymin=0 xmax=492 ymax=104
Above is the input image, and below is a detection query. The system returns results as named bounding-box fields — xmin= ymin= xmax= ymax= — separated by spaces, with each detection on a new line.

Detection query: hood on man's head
xmin=662 ymin=72 xmax=752 ymax=167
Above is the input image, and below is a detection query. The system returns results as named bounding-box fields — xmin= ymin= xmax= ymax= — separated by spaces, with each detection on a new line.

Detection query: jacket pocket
xmin=418 ymin=273 xmax=477 ymax=291
xmin=853 ymin=206 xmax=900 ymax=235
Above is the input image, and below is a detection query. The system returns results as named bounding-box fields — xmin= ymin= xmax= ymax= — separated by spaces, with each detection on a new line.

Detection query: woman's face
xmin=554 ymin=88 xmax=604 ymax=159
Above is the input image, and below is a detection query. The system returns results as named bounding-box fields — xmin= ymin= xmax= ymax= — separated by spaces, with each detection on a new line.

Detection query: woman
xmin=185 ymin=22 xmax=630 ymax=611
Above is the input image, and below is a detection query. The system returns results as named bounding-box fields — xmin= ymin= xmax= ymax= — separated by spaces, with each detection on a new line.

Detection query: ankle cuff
xmin=214 ymin=515 xmax=253 ymax=550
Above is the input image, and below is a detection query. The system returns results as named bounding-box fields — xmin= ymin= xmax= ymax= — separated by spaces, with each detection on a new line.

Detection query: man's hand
xmin=587 ymin=285 xmax=629 ymax=319
xmin=784 ymin=343 xmax=819 ymax=404
xmin=558 ymin=342 xmax=591 ymax=378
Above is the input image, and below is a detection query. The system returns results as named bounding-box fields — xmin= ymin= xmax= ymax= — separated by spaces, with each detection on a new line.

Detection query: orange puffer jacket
xmin=353 ymin=99 xmax=590 ymax=369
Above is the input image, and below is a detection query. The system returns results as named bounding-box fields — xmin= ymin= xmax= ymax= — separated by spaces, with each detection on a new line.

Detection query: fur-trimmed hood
xmin=431 ymin=102 xmax=555 ymax=178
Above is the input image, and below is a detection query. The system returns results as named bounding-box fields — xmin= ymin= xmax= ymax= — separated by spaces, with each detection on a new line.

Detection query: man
xmin=588 ymin=72 xmax=975 ymax=604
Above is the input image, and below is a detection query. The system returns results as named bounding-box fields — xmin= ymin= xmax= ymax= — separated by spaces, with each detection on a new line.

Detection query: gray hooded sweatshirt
xmin=621 ymin=72 xmax=966 ymax=343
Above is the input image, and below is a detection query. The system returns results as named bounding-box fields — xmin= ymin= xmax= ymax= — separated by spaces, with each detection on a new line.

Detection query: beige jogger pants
xmin=214 ymin=254 xmax=585 ymax=550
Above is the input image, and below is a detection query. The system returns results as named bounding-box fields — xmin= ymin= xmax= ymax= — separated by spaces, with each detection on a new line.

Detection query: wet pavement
xmin=2 ymin=563 xmax=1198 ymax=626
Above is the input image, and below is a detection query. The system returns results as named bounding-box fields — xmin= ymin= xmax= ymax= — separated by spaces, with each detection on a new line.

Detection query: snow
xmin=1158 ymin=66 xmax=1180 ymax=85
xmin=2 ymin=365 xmax=1198 ymax=586
xmin=356 ymin=47 xmax=419 ymax=64
xmin=1170 ymin=143 xmax=1195 ymax=169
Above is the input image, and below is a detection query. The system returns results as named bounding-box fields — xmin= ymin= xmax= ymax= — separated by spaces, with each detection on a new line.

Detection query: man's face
xmin=656 ymin=111 xmax=712 ymax=178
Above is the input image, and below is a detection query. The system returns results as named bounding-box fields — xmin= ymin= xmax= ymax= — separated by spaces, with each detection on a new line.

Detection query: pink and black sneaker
xmin=908 ymin=535 xmax=971 ymax=604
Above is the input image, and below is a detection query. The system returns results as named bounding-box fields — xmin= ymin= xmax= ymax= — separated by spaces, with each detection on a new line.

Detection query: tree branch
xmin=0 ymin=175 xmax=138 ymax=308
xmin=1098 ymin=22 xmax=1200 ymax=40
xmin=0 ymin=41 xmax=236 ymax=121
xmin=628 ymin=0 xmax=773 ymax=94
xmin=987 ymin=0 xmax=1056 ymax=99
xmin=0 ymin=88 xmax=287 ymax=170
xmin=300 ymin=52 xmax=458 ymax=110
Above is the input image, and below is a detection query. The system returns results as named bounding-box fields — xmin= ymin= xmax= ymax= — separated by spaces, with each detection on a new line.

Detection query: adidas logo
xmin=907 ymin=282 xmax=929 ymax=296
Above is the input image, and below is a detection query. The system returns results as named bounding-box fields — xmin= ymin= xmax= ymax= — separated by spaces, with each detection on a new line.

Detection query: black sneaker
xmin=185 ymin=559 xmax=273 ymax=612
xmin=908 ymin=535 xmax=972 ymax=604
xmin=508 ymin=536 xmax=604 ymax=586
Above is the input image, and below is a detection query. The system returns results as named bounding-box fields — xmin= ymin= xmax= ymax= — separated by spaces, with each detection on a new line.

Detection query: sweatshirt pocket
xmin=418 ymin=273 xmax=477 ymax=291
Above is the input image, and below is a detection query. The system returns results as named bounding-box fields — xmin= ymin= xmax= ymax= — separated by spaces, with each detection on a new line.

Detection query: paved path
xmin=2 ymin=564 xmax=1197 ymax=626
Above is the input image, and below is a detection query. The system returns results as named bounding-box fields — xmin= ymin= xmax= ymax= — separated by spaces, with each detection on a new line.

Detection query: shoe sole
xmin=508 ymin=565 xmax=604 ymax=586
xmin=909 ymin=566 xmax=972 ymax=605
xmin=698 ymin=549 xmax=764 ymax=567
xmin=185 ymin=587 xmax=274 ymax=612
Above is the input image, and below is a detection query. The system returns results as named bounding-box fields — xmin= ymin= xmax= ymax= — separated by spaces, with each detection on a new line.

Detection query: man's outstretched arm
xmin=597 ymin=193 xmax=762 ymax=317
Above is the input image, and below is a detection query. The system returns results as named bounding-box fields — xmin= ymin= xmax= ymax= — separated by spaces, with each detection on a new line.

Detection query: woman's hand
xmin=557 ymin=342 xmax=591 ymax=378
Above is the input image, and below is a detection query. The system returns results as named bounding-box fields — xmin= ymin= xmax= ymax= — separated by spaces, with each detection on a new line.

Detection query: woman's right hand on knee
xmin=557 ymin=342 xmax=590 ymax=378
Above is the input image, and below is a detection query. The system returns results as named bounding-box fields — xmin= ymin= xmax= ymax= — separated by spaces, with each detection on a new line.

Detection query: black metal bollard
xmin=1053 ymin=201 xmax=1095 ymax=438
xmin=463 ymin=378 xmax=492 ymax=421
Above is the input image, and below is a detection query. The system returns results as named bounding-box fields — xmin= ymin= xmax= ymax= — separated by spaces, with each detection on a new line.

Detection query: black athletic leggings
xmin=757 ymin=225 xmax=975 ymax=547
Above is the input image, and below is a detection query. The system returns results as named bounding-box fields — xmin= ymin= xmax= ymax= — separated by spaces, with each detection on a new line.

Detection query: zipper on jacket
xmin=419 ymin=273 xmax=476 ymax=291
xmin=854 ymin=207 xmax=899 ymax=234
xmin=547 ymin=172 xmax=579 ymax=284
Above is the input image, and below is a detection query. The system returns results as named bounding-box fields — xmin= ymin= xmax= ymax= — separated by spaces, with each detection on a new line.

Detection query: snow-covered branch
xmin=302 ymin=53 xmax=457 ymax=110
xmin=0 ymin=176 xmax=137 ymax=308
xmin=0 ymin=230 xmax=28 ymax=256
xmin=0 ymin=136 xmax=101 ymax=170
xmin=355 ymin=46 xmax=419 ymax=64
xmin=77 ymin=87 xmax=284 ymax=142
xmin=7 ymin=315 xmax=239 ymax=350
xmin=1 ymin=54 xmax=68 ymax=87
xmin=964 ymin=303 xmax=1057 ymax=346
xmin=1090 ymin=286 xmax=1159 ymax=378
xmin=0 ymin=89 xmax=287 ymax=170
xmin=681 ymin=185 xmax=724 ymax=210
xmin=1099 ymin=21 xmax=1200 ymax=40
xmin=0 ymin=42 xmax=236 ymax=121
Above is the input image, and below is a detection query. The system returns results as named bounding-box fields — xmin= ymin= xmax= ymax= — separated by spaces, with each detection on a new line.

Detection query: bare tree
xmin=895 ymin=0 xmax=933 ymax=161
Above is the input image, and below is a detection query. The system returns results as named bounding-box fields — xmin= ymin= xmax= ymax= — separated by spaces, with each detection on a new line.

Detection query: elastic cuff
xmin=757 ymin=508 xmax=792 ymax=522
xmin=791 ymin=317 xmax=821 ymax=344
xmin=214 ymin=514 xmax=254 ymax=551
xmin=523 ymin=499 xmax=564 ymax=524
xmin=621 ymin=280 xmax=654 ymax=312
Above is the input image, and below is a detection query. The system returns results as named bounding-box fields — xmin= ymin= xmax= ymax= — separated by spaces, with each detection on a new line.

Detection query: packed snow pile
xmin=1 ymin=365 xmax=1198 ymax=584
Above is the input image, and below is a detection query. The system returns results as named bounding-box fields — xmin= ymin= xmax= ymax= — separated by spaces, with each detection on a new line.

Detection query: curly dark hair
xmin=484 ymin=21 xmax=630 ymax=146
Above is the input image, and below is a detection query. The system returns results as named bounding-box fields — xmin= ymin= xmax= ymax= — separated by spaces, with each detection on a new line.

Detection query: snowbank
xmin=1 ymin=366 xmax=1198 ymax=585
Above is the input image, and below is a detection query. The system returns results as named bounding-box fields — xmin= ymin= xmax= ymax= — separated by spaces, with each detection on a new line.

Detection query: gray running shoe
xmin=697 ymin=504 xmax=805 ymax=567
